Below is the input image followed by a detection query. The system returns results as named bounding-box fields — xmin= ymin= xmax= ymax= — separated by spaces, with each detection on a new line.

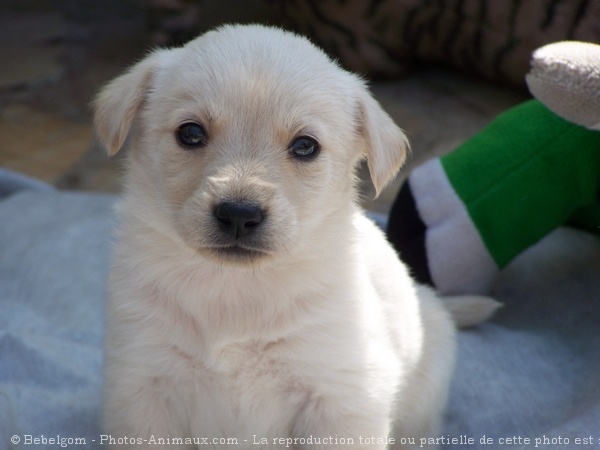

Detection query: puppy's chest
xmin=216 ymin=340 xmax=299 ymax=390
xmin=180 ymin=338 xmax=310 ymax=425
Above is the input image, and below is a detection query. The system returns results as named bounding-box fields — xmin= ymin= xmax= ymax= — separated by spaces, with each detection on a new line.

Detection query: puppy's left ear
xmin=357 ymin=89 xmax=409 ymax=197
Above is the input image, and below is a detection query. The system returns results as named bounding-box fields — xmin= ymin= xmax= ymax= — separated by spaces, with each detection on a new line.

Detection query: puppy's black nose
xmin=214 ymin=201 xmax=264 ymax=238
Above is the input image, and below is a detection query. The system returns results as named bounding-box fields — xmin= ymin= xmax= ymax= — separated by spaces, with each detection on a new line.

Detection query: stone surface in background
xmin=0 ymin=4 xmax=146 ymax=185
xmin=0 ymin=11 xmax=64 ymax=90
xmin=0 ymin=104 xmax=93 ymax=182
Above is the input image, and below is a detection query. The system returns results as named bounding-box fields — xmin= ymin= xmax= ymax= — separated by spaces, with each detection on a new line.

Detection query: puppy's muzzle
xmin=213 ymin=201 xmax=265 ymax=239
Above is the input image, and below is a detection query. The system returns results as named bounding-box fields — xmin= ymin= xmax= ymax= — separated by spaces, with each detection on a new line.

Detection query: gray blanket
xmin=1 ymin=169 xmax=599 ymax=449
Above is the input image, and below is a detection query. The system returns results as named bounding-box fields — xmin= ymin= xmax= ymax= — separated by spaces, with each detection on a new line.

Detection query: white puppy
xmin=95 ymin=25 xmax=497 ymax=449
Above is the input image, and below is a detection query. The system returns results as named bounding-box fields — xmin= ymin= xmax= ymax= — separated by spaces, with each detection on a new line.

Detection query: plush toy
xmin=386 ymin=41 xmax=600 ymax=295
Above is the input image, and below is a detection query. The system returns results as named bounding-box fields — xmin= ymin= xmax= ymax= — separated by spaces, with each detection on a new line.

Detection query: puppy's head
xmin=94 ymin=25 xmax=408 ymax=266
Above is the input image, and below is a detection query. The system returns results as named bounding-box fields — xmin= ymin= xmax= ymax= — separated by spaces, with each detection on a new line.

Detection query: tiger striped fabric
xmin=271 ymin=0 xmax=600 ymax=85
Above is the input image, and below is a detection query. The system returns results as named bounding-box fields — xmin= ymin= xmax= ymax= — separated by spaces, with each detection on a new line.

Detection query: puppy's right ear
xmin=93 ymin=52 xmax=161 ymax=156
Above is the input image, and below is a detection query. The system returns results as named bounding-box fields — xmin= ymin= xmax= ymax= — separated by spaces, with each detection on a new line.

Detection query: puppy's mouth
xmin=203 ymin=244 xmax=271 ymax=264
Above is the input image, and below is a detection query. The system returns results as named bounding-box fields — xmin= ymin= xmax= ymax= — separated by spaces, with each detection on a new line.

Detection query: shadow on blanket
xmin=1 ymin=168 xmax=599 ymax=449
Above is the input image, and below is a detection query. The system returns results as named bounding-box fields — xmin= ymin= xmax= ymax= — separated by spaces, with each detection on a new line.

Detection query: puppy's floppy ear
xmin=93 ymin=51 xmax=163 ymax=156
xmin=357 ymin=89 xmax=409 ymax=197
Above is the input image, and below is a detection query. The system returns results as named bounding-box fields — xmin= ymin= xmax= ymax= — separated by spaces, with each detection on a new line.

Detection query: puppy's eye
xmin=290 ymin=136 xmax=320 ymax=159
xmin=176 ymin=122 xmax=207 ymax=148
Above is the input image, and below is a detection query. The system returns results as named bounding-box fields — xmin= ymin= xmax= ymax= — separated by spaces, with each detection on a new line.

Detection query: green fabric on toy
xmin=387 ymin=41 xmax=600 ymax=295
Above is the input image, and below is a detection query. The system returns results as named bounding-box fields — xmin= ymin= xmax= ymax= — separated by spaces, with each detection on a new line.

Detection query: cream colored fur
xmin=95 ymin=24 xmax=497 ymax=449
